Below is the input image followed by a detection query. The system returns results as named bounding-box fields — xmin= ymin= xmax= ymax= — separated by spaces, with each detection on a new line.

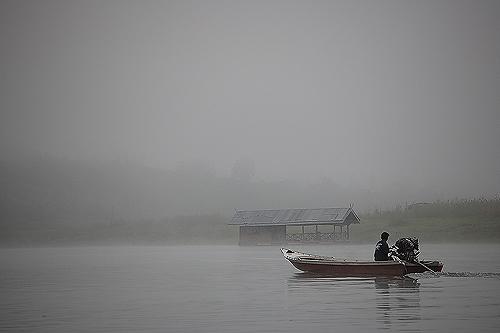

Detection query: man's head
xmin=381 ymin=232 xmax=389 ymax=240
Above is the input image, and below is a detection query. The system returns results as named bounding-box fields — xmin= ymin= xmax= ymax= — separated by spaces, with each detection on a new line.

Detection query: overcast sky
xmin=1 ymin=0 xmax=499 ymax=198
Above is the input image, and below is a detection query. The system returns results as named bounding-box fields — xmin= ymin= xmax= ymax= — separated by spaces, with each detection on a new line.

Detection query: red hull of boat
xmin=281 ymin=248 xmax=443 ymax=277
xmin=288 ymin=260 xmax=407 ymax=277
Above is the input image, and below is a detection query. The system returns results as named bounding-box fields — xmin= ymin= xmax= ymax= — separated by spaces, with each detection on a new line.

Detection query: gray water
xmin=1 ymin=244 xmax=500 ymax=332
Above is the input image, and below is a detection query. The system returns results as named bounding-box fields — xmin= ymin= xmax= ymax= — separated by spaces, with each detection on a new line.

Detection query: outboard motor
xmin=390 ymin=237 xmax=420 ymax=262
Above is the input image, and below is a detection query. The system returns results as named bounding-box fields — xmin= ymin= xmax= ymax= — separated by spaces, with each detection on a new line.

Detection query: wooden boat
xmin=281 ymin=248 xmax=443 ymax=277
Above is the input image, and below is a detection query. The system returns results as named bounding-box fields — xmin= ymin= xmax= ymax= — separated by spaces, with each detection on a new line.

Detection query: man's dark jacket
xmin=374 ymin=240 xmax=390 ymax=261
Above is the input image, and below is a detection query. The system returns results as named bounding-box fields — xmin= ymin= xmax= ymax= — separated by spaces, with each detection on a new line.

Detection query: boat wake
xmin=440 ymin=272 xmax=500 ymax=279
xmin=410 ymin=271 xmax=500 ymax=279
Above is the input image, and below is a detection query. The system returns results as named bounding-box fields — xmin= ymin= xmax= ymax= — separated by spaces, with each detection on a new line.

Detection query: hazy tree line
xmin=2 ymin=153 xmax=497 ymax=245
xmin=362 ymin=198 xmax=500 ymax=220
xmin=0 ymin=153 xmax=370 ymax=225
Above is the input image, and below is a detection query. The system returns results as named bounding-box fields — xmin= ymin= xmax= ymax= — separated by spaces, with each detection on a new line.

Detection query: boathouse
xmin=228 ymin=207 xmax=360 ymax=246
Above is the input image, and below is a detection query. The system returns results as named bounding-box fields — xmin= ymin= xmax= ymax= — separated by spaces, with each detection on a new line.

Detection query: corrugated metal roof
xmin=228 ymin=207 xmax=360 ymax=226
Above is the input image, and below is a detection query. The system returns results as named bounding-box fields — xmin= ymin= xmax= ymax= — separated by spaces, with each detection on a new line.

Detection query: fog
xmin=1 ymin=0 xmax=499 ymax=200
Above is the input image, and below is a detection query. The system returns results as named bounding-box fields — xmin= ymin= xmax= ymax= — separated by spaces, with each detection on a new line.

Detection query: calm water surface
xmin=1 ymin=244 xmax=500 ymax=332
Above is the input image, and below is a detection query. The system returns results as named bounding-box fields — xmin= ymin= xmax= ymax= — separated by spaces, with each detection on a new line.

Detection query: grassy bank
xmin=351 ymin=198 xmax=500 ymax=243
xmin=350 ymin=215 xmax=500 ymax=243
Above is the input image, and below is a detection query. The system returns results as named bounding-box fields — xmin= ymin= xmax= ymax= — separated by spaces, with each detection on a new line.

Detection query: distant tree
xmin=230 ymin=156 xmax=256 ymax=182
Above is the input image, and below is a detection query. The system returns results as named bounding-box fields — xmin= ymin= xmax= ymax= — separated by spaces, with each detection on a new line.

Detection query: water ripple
xmin=439 ymin=272 xmax=500 ymax=279
xmin=408 ymin=271 xmax=500 ymax=279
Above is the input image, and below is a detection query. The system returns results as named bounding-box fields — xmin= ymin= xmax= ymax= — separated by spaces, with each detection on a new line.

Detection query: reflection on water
xmin=374 ymin=276 xmax=420 ymax=327
xmin=286 ymin=273 xmax=422 ymax=330
xmin=284 ymin=268 xmax=500 ymax=331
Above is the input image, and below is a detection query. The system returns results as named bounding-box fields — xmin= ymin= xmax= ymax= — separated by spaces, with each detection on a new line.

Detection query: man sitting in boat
xmin=374 ymin=232 xmax=391 ymax=261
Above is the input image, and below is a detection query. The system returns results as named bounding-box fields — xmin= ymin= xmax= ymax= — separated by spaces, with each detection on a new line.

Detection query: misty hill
xmin=1 ymin=153 xmax=499 ymax=246
xmin=0 ymin=153 xmax=357 ymax=225
xmin=0 ymin=153 xmax=494 ymax=230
